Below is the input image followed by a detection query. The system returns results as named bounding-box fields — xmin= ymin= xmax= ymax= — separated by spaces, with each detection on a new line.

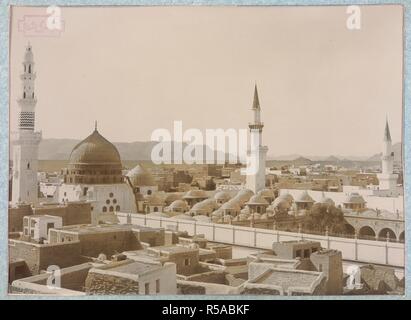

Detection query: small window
xmin=156 ymin=279 xmax=160 ymax=293
xmin=109 ymin=192 xmax=114 ymax=198
xmin=145 ymin=283 xmax=150 ymax=295
xmin=295 ymin=250 xmax=302 ymax=258
xmin=184 ymin=258 xmax=190 ymax=266
xmin=116 ymin=205 xmax=120 ymax=211
xmin=83 ymin=187 xmax=88 ymax=196
xmin=106 ymin=199 xmax=110 ymax=204
xmin=102 ymin=206 xmax=107 ymax=212
xmin=304 ymin=249 xmax=310 ymax=258
xmin=30 ymin=230 xmax=34 ymax=237
xmin=109 ymin=206 xmax=114 ymax=212
xmin=113 ymin=199 xmax=117 ymax=204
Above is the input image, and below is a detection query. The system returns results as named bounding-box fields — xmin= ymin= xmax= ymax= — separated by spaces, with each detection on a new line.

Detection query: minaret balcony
xmin=248 ymin=122 xmax=264 ymax=130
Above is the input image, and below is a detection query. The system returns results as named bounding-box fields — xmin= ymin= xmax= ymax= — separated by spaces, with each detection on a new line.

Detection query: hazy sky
xmin=10 ymin=5 xmax=403 ymax=157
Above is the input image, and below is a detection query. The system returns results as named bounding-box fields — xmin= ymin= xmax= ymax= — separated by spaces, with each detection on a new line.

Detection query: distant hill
xmin=367 ymin=142 xmax=402 ymax=163
xmin=22 ymin=138 xmax=402 ymax=165
xmin=34 ymin=139 xmax=231 ymax=162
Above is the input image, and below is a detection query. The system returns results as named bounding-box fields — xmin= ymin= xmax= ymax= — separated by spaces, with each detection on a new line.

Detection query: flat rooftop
xmin=104 ymin=261 xmax=163 ymax=275
xmin=253 ymin=268 xmax=321 ymax=290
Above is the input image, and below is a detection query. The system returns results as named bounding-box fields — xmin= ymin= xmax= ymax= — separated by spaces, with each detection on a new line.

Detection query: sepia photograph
xmin=6 ymin=4 xmax=406 ymax=298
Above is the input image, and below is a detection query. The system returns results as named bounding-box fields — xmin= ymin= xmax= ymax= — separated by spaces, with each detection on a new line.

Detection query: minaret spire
xmin=252 ymin=83 xmax=260 ymax=110
xmin=94 ymin=120 xmax=98 ymax=132
xmin=384 ymin=117 xmax=391 ymax=142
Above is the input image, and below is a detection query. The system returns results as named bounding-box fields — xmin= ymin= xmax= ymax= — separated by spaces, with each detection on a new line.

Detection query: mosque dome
xmin=278 ymin=193 xmax=294 ymax=204
xmin=201 ymin=198 xmax=219 ymax=210
xmin=126 ymin=164 xmax=155 ymax=187
xmin=183 ymin=189 xmax=208 ymax=199
xmin=221 ymin=201 xmax=241 ymax=211
xmin=164 ymin=193 xmax=182 ymax=205
xmin=235 ymin=189 xmax=254 ymax=202
xmin=214 ymin=191 xmax=231 ymax=202
xmin=69 ymin=129 xmax=121 ymax=165
xmin=190 ymin=201 xmax=213 ymax=215
xmin=64 ymin=127 xmax=123 ymax=185
xmin=343 ymin=193 xmax=366 ymax=204
xmin=144 ymin=194 xmax=164 ymax=206
xmin=271 ymin=197 xmax=291 ymax=210
xmin=167 ymin=200 xmax=189 ymax=212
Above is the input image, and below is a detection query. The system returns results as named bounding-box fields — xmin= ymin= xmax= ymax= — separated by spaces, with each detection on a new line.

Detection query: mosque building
xmin=57 ymin=123 xmax=137 ymax=223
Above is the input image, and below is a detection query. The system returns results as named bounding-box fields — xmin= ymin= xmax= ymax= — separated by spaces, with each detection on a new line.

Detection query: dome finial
xmin=94 ymin=120 xmax=98 ymax=132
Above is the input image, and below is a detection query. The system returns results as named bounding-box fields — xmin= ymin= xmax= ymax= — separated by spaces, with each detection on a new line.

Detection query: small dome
xmin=344 ymin=192 xmax=366 ymax=204
xmin=221 ymin=201 xmax=241 ymax=211
xmin=278 ymin=193 xmax=294 ymax=204
xmin=211 ymin=209 xmax=223 ymax=217
xmin=168 ymin=200 xmax=189 ymax=211
xmin=295 ymin=191 xmax=314 ymax=203
xmin=235 ymin=189 xmax=254 ymax=201
xmin=271 ymin=197 xmax=291 ymax=209
xmin=183 ymin=189 xmax=208 ymax=199
xmin=214 ymin=191 xmax=231 ymax=201
xmin=190 ymin=200 xmax=215 ymax=215
xmin=238 ymin=213 xmax=249 ymax=221
xmin=247 ymin=213 xmax=261 ymax=220
xmin=164 ymin=193 xmax=182 ymax=205
xmin=246 ymin=195 xmax=269 ymax=205
xmin=144 ymin=194 xmax=164 ymax=206
xmin=126 ymin=164 xmax=155 ymax=187
xmin=201 ymin=198 xmax=219 ymax=210
xmin=260 ymin=213 xmax=269 ymax=219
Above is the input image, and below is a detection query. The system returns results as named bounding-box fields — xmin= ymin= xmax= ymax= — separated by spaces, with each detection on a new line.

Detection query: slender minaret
xmin=377 ymin=118 xmax=398 ymax=192
xmin=245 ymin=85 xmax=268 ymax=193
xmin=11 ymin=44 xmax=42 ymax=204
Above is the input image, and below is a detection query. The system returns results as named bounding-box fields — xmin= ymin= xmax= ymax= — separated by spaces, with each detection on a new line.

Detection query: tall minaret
xmin=10 ymin=44 xmax=42 ymax=204
xmin=245 ymin=85 xmax=268 ymax=193
xmin=377 ymin=118 xmax=398 ymax=193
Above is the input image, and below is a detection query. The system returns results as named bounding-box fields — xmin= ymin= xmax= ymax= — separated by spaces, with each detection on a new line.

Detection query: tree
xmin=303 ymin=203 xmax=347 ymax=234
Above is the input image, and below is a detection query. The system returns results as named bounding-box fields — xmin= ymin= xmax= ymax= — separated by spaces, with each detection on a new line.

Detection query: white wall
xmin=116 ymin=212 xmax=404 ymax=268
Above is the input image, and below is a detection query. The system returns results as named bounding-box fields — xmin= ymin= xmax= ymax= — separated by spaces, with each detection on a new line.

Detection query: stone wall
xmin=9 ymin=239 xmax=83 ymax=275
xmin=9 ymin=205 xmax=32 ymax=232
xmin=85 ymin=271 xmax=139 ymax=295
